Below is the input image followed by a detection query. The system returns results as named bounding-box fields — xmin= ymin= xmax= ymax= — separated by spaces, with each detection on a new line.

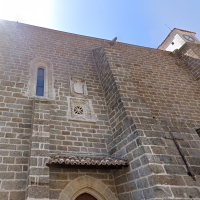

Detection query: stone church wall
xmin=93 ymin=45 xmax=200 ymax=199
xmin=0 ymin=20 xmax=200 ymax=199
xmin=0 ymin=20 xmax=116 ymax=200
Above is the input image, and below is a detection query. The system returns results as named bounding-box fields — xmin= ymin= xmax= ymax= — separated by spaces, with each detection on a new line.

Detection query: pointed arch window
xmin=36 ymin=68 xmax=44 ymax=96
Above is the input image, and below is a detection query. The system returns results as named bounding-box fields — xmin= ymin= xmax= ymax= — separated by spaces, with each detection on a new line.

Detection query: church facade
xmin=0 ymin=20 xmax=200 ymax=200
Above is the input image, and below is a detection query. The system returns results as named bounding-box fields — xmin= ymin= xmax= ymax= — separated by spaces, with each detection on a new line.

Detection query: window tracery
xmin=68 ymin=97 xmax=96 ymax=123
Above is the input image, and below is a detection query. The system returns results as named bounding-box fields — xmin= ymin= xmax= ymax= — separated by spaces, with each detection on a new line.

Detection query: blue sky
xmin=0 ymin=0 xmax=200 ymax=48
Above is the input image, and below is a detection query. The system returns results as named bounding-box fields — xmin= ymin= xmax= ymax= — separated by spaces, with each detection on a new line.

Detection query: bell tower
xmin=158 ymin=28 xmax=200 ymax=52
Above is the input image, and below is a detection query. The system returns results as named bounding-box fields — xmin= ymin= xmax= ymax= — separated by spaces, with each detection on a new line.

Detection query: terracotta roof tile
xmin=47 ymin=155 xmax=128 ymax=168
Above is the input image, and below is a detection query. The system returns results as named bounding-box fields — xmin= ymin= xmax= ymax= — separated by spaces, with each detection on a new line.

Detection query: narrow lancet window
xmin=36 ymin=68 xmax=44 ymax=96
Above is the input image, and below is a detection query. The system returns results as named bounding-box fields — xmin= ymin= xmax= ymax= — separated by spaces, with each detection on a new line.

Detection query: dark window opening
xmin=36 ymin=68 xmax=44 ymax=96
xmin=196 ymin=128 xmax=200 ymax=137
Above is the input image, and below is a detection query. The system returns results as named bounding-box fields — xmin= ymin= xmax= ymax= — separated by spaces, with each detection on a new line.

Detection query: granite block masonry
xmin=0 ymin=19 xmax=200 ymax=200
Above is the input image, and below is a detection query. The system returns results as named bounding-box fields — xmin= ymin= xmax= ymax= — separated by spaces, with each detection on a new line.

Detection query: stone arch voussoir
xmin=58 ymin=175 xmax=117 ymax=200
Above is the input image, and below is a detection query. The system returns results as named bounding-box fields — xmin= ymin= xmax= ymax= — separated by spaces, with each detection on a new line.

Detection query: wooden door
xmin=75 ymin=193 xmax=97 ymax=200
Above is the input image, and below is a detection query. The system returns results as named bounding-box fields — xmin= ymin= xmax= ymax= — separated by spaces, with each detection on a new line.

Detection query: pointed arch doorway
xmin=75 ymin=193 xmax=97 ymax=200
xmin=58 ymin=175 xmax=117 ymax=200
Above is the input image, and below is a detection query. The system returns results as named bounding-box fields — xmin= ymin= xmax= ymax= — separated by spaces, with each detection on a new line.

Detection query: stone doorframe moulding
xmin=58 ymin=175 xmax=118 ymax=200
xmin=26 ymin=57 xmax=55 ymax=99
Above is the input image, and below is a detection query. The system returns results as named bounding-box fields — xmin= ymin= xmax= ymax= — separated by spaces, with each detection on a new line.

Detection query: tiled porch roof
xmin=47 ymin=154 xmax=128 ymax=168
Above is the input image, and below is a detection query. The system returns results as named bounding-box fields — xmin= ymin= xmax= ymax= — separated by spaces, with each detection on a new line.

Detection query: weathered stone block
xmin=0 ymin=191 xmax=9 ymax=200
xmin=172 ymin=187 xmax=200 ymax=198
xmin=143 ymin=186 xmax=172 ymax=199
xmin=29 ymin=167 xmax=49 ymax=175
xmin=1 ymin=180 xmax=26 ymax=190
xmin=0 ymin=172 xmax=14 ymax=179
xmin=27 ymin=186 xmax=49 ymax=198
xmin=152 ymin=175 xmax=185 ymax=186
xmin=136 ymin=178 xmax=149 ymax=189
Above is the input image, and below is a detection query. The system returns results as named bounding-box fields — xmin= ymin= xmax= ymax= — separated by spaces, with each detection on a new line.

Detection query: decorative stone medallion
xmin=68 ymin=97 xmax=96 ymax=122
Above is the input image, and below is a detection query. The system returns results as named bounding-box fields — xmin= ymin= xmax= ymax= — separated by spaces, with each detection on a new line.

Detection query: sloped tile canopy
xmin=47 ymin=154 xmax=128 ymax=169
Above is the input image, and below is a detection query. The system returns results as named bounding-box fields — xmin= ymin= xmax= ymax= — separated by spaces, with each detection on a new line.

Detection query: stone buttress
xmin=26 ymin=99 xmax=50 ymax=200
xmin=93 ymin=46 xmax=200 ymax=199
